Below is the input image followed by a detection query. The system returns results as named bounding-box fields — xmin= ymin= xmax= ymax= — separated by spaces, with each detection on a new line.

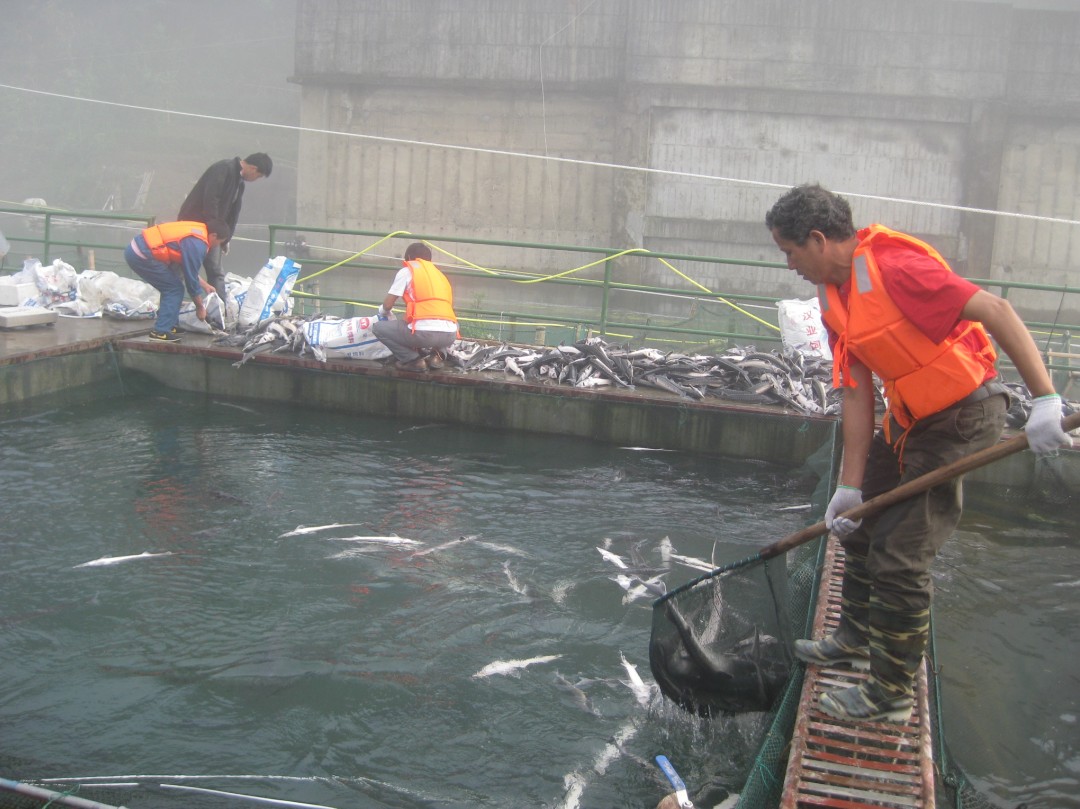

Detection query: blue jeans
xmin=125 ymin=243 xmax=185 ymax=332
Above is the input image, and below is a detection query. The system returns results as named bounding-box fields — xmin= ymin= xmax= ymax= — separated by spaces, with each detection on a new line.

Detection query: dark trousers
xmin=843 ymin=391 xmax=1008 ymax=613
xmin=202 ymin=243 xmax=226 ymax=301
xmin=371 ymin=319 xmax=455 ymax=362
xmin=838 ymin=391 xmax=1008 ymax=698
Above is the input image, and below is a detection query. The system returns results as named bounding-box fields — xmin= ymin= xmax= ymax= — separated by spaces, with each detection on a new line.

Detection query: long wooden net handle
xmin=759 ymin=410 xmax=1080 ymax=561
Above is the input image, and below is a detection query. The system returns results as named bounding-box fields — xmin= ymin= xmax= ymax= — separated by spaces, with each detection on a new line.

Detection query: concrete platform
xmin=0 ymin=312 xmax=149 ymax=364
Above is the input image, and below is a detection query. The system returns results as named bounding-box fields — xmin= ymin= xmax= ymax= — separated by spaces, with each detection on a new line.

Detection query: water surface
xmin=0 ymin=392 xmax=1074 ymax=809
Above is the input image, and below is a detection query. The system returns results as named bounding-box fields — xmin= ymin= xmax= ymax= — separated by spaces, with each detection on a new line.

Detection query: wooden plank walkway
xmin=781 ymin=536 xmax=936 ymax=809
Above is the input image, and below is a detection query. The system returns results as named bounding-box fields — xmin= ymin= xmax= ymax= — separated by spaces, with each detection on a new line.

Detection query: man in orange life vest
xmin=766 ymin=184 xmax=1073 ymax=723
xmin=372 ymin=242 xmax=458 ymax=372
xmin=124 ymin=219 xmax=230 ymax=342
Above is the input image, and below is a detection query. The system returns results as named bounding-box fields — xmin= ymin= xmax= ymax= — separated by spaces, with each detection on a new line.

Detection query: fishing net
xmin=650 ymin=531 xmax=1026 ymax=809
xmin=649 ymin=557 xmax=798 ymax=717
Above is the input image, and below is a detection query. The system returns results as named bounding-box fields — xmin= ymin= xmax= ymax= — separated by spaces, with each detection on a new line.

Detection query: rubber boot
xmin=794 ymin=547 xmax=871 ymax=668
xmin=819 ymin=594 xmax=926 ymax=722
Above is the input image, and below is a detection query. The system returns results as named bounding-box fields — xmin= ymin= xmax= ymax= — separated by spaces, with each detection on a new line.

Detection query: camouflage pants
xmin=838 ymin=389 xmax=1008 ymax=698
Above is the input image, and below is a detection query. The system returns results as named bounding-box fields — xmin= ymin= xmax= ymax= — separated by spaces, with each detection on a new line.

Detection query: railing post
xmin=599 ymin=251 xmax=613 ymax=336
xmin=42 ymin=212 xmax=52 ymax=264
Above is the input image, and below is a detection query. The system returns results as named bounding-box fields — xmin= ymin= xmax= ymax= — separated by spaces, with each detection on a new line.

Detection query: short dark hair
xmin=765 ymin=183 xmax=856 ymax=244
xmin=403 ymin=242 xmax=432 ymax=262
xmin=206 ymin=219 xmax=232 ymax=242
xmin=244 ymin=152 xmax=273 ymax=177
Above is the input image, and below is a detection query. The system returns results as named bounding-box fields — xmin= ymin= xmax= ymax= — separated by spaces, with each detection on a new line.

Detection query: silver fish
xmin=619 ymin=651 xmax=654 ymax=709
xmin=472 ymin=654 xmax=562 ymax=679
xmin=474 ymin=540 xmax=529 ymax=557
xmin=503 ymin=561 xmax=529 ymax=596
xmin=596 ymin=546 xmax=629 ymax=569
xmin=410 ymin=534 xmax=477 ymax=557
xmin=328 ymin=535 xmax=423 ymax=546
xmin=668 ymin=551 xmax=715 ymax=572
xmin=554 ymin=672 xmax=600 ymax=716
xmin=74 ymin=551 xmax=173 ymax=568
xmin=278 ymin=523 xmax=364 ymax=538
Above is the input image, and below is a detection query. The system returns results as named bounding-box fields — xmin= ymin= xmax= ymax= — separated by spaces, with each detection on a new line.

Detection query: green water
xmin=0 ymin=391 xmax=1074 ymax=809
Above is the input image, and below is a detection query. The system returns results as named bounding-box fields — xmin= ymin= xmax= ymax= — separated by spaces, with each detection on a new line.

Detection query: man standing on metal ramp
xmin=765 ymin=183 xmax=1073 ymax=722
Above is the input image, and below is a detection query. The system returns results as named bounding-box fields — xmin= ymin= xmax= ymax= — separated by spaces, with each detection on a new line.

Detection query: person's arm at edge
xmin=838 ymin=360 xmax=876 ymax=489
xmin=962 ymin=290 xmax=1055 ymax=397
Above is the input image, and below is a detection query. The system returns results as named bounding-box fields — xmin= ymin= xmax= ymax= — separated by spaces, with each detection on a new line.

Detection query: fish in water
xmin=619 ymin=651 xmax=655 ymax=709
xmin=326 ymin=535 xmax=424 ymax=546
xmin=472 ymin=654 xmax=562 ymax=679
xmin=667 ymin=552 xmax=715 ymax=572
xmin=74 ymin=551 xmax=173 ymax=568
xmin=503 ymin=561 xmax=529 ymax=596
xmin=410 ymin=534 xmax=477 ymax=557
xmin=613 ymin=574 xmax=667 ymax=604
xmin=278 ymin=523 xmax=364 ymax=538
xmin=553 ymin=672 xmax=600 ymax=716
xmin=596 ymin=546 xmax=629 ymax=569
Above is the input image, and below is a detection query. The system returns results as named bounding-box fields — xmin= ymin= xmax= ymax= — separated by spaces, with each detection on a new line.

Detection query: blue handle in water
xmin=655 ymin=755 xmax=693 ymax=808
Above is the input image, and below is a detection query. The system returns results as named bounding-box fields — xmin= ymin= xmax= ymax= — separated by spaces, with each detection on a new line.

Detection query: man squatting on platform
xmin=765 ymin=183 xmax=1073 ymax=723
xmin=372 ymin=242 xmax=459 ymax=373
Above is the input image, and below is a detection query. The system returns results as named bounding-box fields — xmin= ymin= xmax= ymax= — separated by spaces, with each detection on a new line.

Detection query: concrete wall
xmin=292 ymin=0 xmax=1080 ymax=318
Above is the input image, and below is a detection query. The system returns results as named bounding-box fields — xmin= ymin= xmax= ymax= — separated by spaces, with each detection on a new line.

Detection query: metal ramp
xmin=781 ymin=536 xmax=936 ymax=809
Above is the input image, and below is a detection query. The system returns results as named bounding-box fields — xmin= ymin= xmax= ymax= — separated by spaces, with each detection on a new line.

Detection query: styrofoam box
xmin=0 ymin=306 xmax=57 ymax=328
xmin=0 ymin=280 xmax=37 ymax=306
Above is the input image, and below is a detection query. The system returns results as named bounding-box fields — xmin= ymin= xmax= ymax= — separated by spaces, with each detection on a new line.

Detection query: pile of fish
xmin=215 ymin=317 xmax=1077 ymax=426
xmin=444 ymin=337 xmax=846 ymax=416
xmin=212 ymin=314 xmax=317 ymax=367
xmin=211 ymin=315 xmax=846 ymax=415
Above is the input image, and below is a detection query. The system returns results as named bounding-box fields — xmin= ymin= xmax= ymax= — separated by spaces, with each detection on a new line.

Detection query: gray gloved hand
xmin=825 ymin=485 xmax=863 ymax=537
xmin=1026 ymin=394 xmax=1073 ymax=456
xmin=221 ymin=241 xmax=230 ymax=256
xmin=376 ymin=305 xmax=389 ymax=321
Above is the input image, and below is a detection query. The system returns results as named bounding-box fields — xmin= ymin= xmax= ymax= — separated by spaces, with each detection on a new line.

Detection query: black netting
xmin=649 ymin=556 xmax=796 ymax=717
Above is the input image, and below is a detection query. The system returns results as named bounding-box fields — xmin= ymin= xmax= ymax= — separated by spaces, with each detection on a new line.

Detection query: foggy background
xmin=0 ymin=0 xmax=299 ymax=230
xmin=1 ymin=0 xmax=1074 ymax=238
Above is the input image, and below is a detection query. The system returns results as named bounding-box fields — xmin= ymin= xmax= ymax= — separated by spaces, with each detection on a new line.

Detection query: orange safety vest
xmin=818 ymin=224 xmax=997 ymax=431
xmin=141 ymin=221 xmax=208 ymax=264
xmin=403 ymin=259 xmax=457 ymax=328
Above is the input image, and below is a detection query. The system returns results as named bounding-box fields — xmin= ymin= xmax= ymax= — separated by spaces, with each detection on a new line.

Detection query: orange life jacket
xmin=818 ymin=224 xmax=997 ymax=431
xmin=141 ymin=221 xmax=208 ymax=264
xmin=403 ymin=259 xmax=457 ymax=328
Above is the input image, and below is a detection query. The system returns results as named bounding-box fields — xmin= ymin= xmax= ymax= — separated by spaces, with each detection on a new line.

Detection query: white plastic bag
xmin=777 ymin=297 xmax=832 ymax=360
xmin=237 ymin=256 xmax=300 ymax=330
xmin=68 ymin=269 xmax=159 ymax=319
xmin=302 ymin=316 xmax=392 ymax=361
xmin=21 ymin=257 xmax=78 ymax=306
xmin=178 ymin=292 xmax=228 ymax=333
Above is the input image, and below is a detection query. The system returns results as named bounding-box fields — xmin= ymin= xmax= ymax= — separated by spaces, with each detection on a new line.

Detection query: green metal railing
xmin=1 ymin=209 xmax=1075 ymax=376
xmin=268 ymin=225 xmax=1080 ymax=374
xmin=268 ymin=224 xmax=794 ymax=350
xmin=0 ymin=206 xmax=154 ymax=270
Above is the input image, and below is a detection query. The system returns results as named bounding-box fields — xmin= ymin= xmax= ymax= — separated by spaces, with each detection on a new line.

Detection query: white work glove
xmin=1026 ymin=394 xmax=1073 ymax=456
xmin=376 ymin=305 xmax=389 ymax=321
xmin=221 ymin=241 xmax=230 ymax=256
xmin=825 ymin=485 xmax=863 ymax=538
